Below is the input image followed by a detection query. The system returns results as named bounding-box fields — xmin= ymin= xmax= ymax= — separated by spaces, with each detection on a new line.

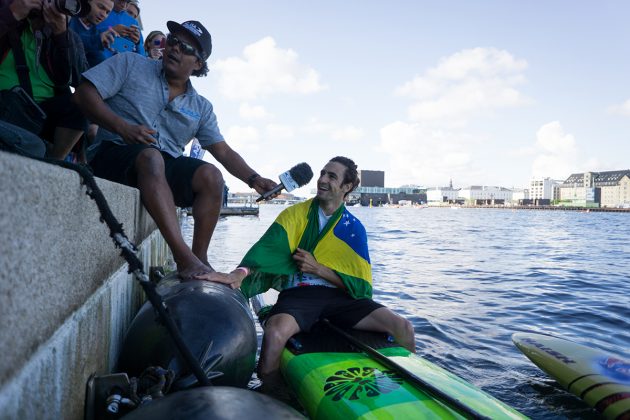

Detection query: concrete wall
xmin=0 ymin=151 xmax=170 ymax=419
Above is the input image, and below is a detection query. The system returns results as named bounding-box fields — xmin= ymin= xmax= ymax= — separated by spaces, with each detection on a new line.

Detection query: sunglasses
xmin=166 ymin=34 xmax=202 ymax=60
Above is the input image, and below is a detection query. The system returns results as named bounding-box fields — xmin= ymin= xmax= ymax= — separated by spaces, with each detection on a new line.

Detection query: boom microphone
xmin=256 ymin=162 xmax=313 ymax=202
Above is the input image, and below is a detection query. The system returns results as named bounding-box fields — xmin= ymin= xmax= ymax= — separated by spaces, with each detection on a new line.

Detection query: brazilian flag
xmin=240 ymin=198 xmax=372 ymax=299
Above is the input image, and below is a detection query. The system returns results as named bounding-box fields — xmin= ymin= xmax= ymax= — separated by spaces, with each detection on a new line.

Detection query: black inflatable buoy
xmin=120 ymin=386 xmax=303 ymax=419
xmin=116 ymin=277 xmax=257 ymax=388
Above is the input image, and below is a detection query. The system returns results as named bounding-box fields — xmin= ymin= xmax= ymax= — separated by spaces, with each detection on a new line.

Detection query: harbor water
xmin=181 ymin=205 xmax=630 ymax=419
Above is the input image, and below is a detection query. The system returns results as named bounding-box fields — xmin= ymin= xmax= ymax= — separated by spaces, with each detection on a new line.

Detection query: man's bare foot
xmin=199 ymin=260 xmax=215 ymax=272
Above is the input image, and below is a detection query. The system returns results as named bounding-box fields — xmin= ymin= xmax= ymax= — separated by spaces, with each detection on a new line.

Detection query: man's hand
xmin=111 ymin=24 xmax=140 ymax=43
xmin=251 ymin=176 xmax=279 ymax=197
xmin=9 ymin=0 xmax=41 ymax=21
xmin=100 ymin=27 xmax=117 ymax=49
xmin=292 ymin=248 xmax=321 ymax=276
xmin=292 ymin=248 xmax=346 ymax=289
xmin=42 ymin=0 xmax=68 ymax=35
xmin=119 ymin=123 xmax=157 ymax=145
xmin=128 ymin=24 xmax=140 ymax=43
xmin=194 ymin=270 xmax=246 ymax=289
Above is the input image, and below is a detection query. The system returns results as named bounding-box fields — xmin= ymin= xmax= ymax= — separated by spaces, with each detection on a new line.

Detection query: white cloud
xmin=607 ymin=99 xmax=630 ymax=116
xmin=395 ymin=47 xmax=530 ymax=122
xmin=378 ymin=121 xmax=480 ymax=187
xmin=214 ymin=37 xmax=326 ymax=101
xmin=266 ymin=124 xmax=295 ymax=140
xmin=331 ymin=125 xmax=364 ymax=142
xmin=239 ymin=103 xmax=271 ymax=120
xmin=225 ymin=125 xmax=260 ymax=151
xmin=531 ymin=121 xmax=578 ymax=179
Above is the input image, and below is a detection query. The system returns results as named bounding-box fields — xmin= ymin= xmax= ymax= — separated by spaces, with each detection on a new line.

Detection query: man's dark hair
xmin=192 ymin=61 xmax=209 ymax=77
xmin=330 ymin=156 xmax=360 ymax=197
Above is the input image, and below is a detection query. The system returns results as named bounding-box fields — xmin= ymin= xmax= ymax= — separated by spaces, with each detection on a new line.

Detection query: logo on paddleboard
xmin=597 ymin=357 xmax=630 ymax=382
xmin=324 ymin=367 xmax=403 ymax=401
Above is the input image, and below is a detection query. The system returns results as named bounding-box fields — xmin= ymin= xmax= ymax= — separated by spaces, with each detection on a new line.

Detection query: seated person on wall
xmin=0 ymin=0 xmax=88 ymax=160
xmin=69 ymin=0 xmax=115 ymax=68
xmin=199 ymin=156 xmax=416 ymax=389
xmin=95 ymin=0 xmax=143 ymax=58
xmin=72 ymin=19 xmax=278 ymax=281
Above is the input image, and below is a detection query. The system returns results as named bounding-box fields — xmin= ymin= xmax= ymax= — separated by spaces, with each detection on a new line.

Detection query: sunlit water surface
xmin=182 ymin=205 xmax=630 ymax=419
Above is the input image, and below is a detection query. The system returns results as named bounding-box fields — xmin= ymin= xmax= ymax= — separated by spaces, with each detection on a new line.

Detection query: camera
xmin=52 ymin=0 xmax=91 ymax=17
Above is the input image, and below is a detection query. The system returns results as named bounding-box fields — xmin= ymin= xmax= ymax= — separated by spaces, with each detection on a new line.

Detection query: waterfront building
xmin=458 ymin=186 xmax=513 ymax=205
xmin=341 ymin=169 xmax=427 ymax=206
xmin=359 ymin=170 xmax=385 ymax=187
xmin=426 ymin=186 xmax=460 ymax=204
xmin=529 ymin=178 xmax=561 ymax=201
xmin=351 ymin=186 xmax=426 ymax=206
xmin=511 ymin=188 xmax=529 ymax=204
xmin=559 ymin=170 xmax=630 ymax=208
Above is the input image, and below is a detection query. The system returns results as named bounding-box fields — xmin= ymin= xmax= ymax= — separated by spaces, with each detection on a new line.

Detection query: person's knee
xmin=264 ymin=315 xmax=299 ymax=346
xmin=400 ymin=317 xmax=414 ymax=340
xmin=135 ymin=148 xmax=165 ymax=176
xmin=394 ymin=316 xmax=415 ymax=350
xmin=264 ymin=324 xmax=293 ymax=347
xmin=193 ymin=164 xmax=223 ymax=194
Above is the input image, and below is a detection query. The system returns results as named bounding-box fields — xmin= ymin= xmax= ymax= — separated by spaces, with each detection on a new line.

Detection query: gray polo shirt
xmin=83 ymin=52 xmax=224 ymax=158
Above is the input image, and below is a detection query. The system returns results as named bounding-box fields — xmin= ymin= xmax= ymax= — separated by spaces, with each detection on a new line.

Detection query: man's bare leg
xmin=48 ymin=126 xmax=83 ymax=160
xmin=135 ymin=149 xmax=211 ymax=279
xmin=258 ymin=313 xmax=301 ymax=376
xmin=190 ymin=164 xmax=223 ymax=267
xmin=258 ymin=313 xmax=300 ymax=399
xmin=353 ymin=307 xmax=416 ymax=352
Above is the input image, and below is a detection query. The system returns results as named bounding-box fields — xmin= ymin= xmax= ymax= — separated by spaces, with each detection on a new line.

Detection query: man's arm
xmin=292 ymin=248 xmax=346 ymax=289
xmin=1 ymin=0 xmax=39 ymax=37
xmin=73 ymin=80 xmax=156 ymax=144
xmin=207 ymin=141 xmax=277 ymax=195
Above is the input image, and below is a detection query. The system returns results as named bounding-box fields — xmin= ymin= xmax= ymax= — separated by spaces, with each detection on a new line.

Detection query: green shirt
xmin=0 ymin=23 xmax=55 ymax=102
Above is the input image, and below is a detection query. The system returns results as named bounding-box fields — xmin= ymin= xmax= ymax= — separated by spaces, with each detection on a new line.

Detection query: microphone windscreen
xmin=289 ymin=162 xmax=313 ymax=187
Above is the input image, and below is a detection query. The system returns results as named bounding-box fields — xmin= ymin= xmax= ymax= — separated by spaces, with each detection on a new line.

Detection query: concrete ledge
xmin=0 ymin=151 xmax=170 ymax=418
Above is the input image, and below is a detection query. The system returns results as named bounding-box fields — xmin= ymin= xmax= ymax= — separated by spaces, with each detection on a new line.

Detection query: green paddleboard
xmin=253 ymin=294 xmax=525 ymax=419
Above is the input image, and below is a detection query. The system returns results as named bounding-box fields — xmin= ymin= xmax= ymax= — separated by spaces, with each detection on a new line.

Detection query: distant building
xmin=458 ymin=186 xmax=513 ymax=205
xmin=559 ymin=170 xmax=630 ymax=208
xmin=352 ymin=185 xmax=426 ymax=206
xmin=529 ymin=178 xmax=561 ymax=201
xmin=511 ymin=188 xmax=529 ymax=204
xmin=359 ymin=170 xmax=384 ymax=188
xmin=426 ymin=187 xmax=459 ymax=203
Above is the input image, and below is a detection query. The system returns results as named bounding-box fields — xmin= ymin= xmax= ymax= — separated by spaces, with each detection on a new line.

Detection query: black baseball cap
xmin=166 ymin=20 xmax=212 ymax=61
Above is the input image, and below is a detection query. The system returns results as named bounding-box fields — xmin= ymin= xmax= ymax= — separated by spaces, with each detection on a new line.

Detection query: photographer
xmin=0 ymin=0 xmax=88 ymax=160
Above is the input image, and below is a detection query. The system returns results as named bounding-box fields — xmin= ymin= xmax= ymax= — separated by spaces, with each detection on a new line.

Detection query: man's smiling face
xmin=317 ymin=161 xmax=351 ymax=204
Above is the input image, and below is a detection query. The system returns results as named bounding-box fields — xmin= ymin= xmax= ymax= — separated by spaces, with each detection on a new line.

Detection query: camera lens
xmin=54 ymin=0 xmax=83 ymax=16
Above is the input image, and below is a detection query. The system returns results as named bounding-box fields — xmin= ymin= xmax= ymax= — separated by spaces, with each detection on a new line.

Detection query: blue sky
xmin=139 ymin=1 xmax=630 ymax=192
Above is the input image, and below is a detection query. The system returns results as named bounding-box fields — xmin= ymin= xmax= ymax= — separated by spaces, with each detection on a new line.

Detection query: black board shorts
xmin=90 ymin=142 xmax=207 ymax=208
xmin=268 ymin=286 xmax=384 ymax=333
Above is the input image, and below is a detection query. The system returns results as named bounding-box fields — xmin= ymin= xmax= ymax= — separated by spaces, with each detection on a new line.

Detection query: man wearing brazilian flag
xmin=200 ymin=156 xmax=415 ymax=385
